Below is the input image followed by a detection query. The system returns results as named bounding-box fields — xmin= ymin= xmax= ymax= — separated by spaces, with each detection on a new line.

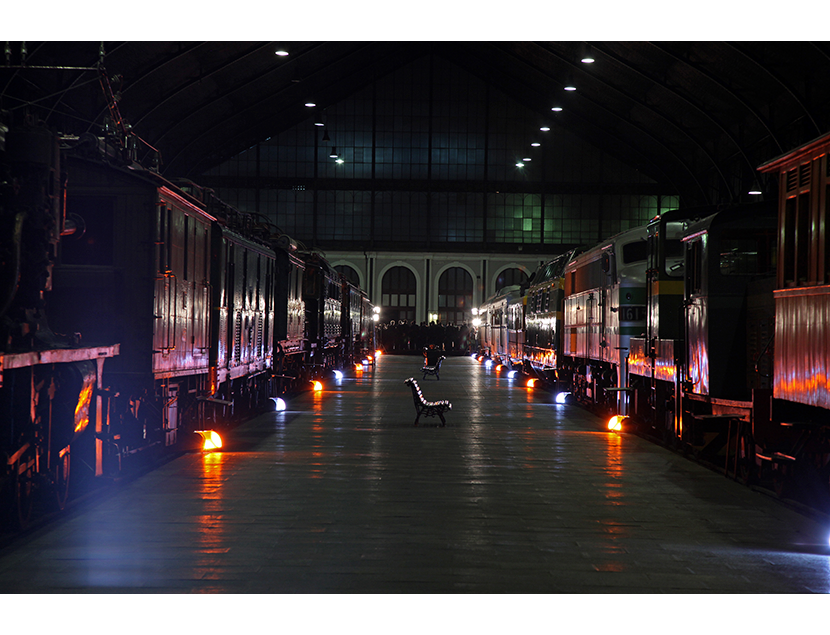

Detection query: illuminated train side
xmin=0 ymin=124 xmax=374 ymax=529
xmin=477 ymin=284 xmax=524 ymax=366
xmin=522 ymin=251 xmax=576 ymax=384
xmin=561 ymin=225 xmax=648 ymax=415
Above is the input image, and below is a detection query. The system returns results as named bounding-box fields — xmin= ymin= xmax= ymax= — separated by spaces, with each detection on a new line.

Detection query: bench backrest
xmin=405 ymin=378 xmax=426 ymax=405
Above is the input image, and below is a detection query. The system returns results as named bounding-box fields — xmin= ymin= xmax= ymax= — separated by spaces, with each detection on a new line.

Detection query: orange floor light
xmin=607 ymin=415 xmax=626 ymax=432
xmin=195 ymin=430 xmax=223 ymax=451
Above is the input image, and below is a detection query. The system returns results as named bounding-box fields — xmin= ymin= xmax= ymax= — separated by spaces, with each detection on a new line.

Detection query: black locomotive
xmin=0 ymin=115 xmax=375 ymax=530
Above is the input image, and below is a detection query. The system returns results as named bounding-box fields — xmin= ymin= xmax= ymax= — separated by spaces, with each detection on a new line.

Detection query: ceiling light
xmin=515 ymin=162 xmax=525 ymax=168
xmin=330 ymin=146 xmax=338 ymax=158
xmin=551 ymin=106 xmax=563 ymax=112
xmin=336 ymin=158 xmax=345 ymax=164
xmin=523 ymin=157 xmax=531 ymax=162
xmin=581 ymin=45 xmax=595 ymax=64
xmin=748 ymin=189 xmax=762 ymax=195
xmin=531 ymin=142 xmax=540 ymax=147
xmin=305 ymin=102 xmax=316 ymax=108
xmin=275 ymin=49 xmax=289 ymax=57
xmin=322 ymin=130 xmax=331 ymax=142
xmin=564 ymin=84 xmax=576 ymax=92
xmin=540 ymin=126 xmax=551 ymax=132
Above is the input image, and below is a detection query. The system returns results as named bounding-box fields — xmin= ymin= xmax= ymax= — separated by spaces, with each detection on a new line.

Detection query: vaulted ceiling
xmin=3 ymin=41 xmax=829 ymax=206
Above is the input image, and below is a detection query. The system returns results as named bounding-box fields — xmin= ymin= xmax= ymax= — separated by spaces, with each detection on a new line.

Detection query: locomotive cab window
xmin=664 ymin=239 xmax=684 ymax=276
xmin=718 ymin=230 xmax=776 ymax=277
xmin=622 ymin=240 xmax=647 ymax=264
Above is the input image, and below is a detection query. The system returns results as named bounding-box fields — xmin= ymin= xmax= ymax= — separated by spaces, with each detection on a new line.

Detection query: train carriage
xmin=478 ymin=284 xmax=523 ymax=365
xmin=562 ymin=225 xmax=648 ymax=414
xmin=302 ymin=252 xmax=347 ymax=377
xmin=522 ymin=251 xmax=577 ymax=384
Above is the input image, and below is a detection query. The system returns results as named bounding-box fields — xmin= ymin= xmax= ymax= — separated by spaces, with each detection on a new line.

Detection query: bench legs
xmin=414 ymin=406 xmax=446 ymax=427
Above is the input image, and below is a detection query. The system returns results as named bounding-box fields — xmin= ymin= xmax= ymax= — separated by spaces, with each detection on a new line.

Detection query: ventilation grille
xmin=233 ymin=311 xmax=242 ymax=364
xmin=799 ymin=162 xmax=812 ymax=188
xmin=786 ymin=168 xmax=798 ymax=192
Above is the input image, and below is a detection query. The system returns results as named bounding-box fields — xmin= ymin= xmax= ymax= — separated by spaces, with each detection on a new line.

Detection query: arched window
xmin=381 ymin=266 xmax=416 ymax=322
xmin=335 ymin=265 xmax=360 ymax=287
xmin=438 ymin=267 xmax=473 ymax=325
xmin=495 ymin=267 xmax=527 ymax=293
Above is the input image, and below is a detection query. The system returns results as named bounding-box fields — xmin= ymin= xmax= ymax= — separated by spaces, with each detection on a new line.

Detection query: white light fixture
xmin=305 ymin=102 xmax=316 ymax=108
xmin=523 ymin=157 xmax=531 ymax=162
xmin=581 ymin=50 xmax=595 ymax=64
xmin=515 ymin=162 xmax=524 ymax=168
xmin=531 ymin=142 xmax=541 ymax=147
xmin=540 ymin=126 xmax=551 ymax=132
xmin=336 ymin=158 xmax=344 ymax=164
xmin=275 ymin=49 xmax=289 ymax=57
xmin=330 ymin=147 xmax=338 ymax=158
xmin=551 ymin=106 xmax=563 ymax=112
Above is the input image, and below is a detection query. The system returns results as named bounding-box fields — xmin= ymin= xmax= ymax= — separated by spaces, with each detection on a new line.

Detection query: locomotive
xmin=0 ymin=115 xmax=375 ymax=529
xmin=478 ymin=134 xmax=830 ymax=511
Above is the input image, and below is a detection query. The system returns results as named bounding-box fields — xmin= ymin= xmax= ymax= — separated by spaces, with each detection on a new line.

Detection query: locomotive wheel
xmin=53 ymin=449 xmax=71 ymax=511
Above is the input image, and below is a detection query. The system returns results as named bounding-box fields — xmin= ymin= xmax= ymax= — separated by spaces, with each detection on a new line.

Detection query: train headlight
xmin=195 ymin=430 xmax=223 ymax=451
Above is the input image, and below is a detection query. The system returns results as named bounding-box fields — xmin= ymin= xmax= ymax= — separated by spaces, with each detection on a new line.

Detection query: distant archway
xmin=495 ymin=267 xmax=528 ymax=293
xmin=335 ymin=264 xmax=360 ymax=287
xmin=381 ymin=266 xmax=417 ymax=323
xmin=437 ymin=267 xmax=473 ymax=325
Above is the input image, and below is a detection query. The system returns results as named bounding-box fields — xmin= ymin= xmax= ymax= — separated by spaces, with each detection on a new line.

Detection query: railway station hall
xmin=3 ymin=27 xmax=830 ymax=630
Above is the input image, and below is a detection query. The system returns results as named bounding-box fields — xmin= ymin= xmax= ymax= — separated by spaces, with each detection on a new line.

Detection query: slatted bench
xmin=422 ymin=355 xmax=446 ymax=380
xmin=405 ymin=377 xmax=452 ymax=426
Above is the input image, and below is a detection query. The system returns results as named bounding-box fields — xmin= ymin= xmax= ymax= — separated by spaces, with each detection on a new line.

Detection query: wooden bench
xmin=405 ymin=378 xmax=452 ymax=426
xmin=421 ymin=355 xmax=446 ymax=380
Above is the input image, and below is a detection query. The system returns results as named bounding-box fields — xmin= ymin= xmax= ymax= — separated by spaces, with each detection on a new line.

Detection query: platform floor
xmin=0 ymin=354 xmax=829 ymax=597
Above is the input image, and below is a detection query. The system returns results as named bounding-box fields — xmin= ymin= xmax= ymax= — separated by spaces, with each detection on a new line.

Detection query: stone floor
xmin=0 ymin=354 xmax=828 ymax=599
